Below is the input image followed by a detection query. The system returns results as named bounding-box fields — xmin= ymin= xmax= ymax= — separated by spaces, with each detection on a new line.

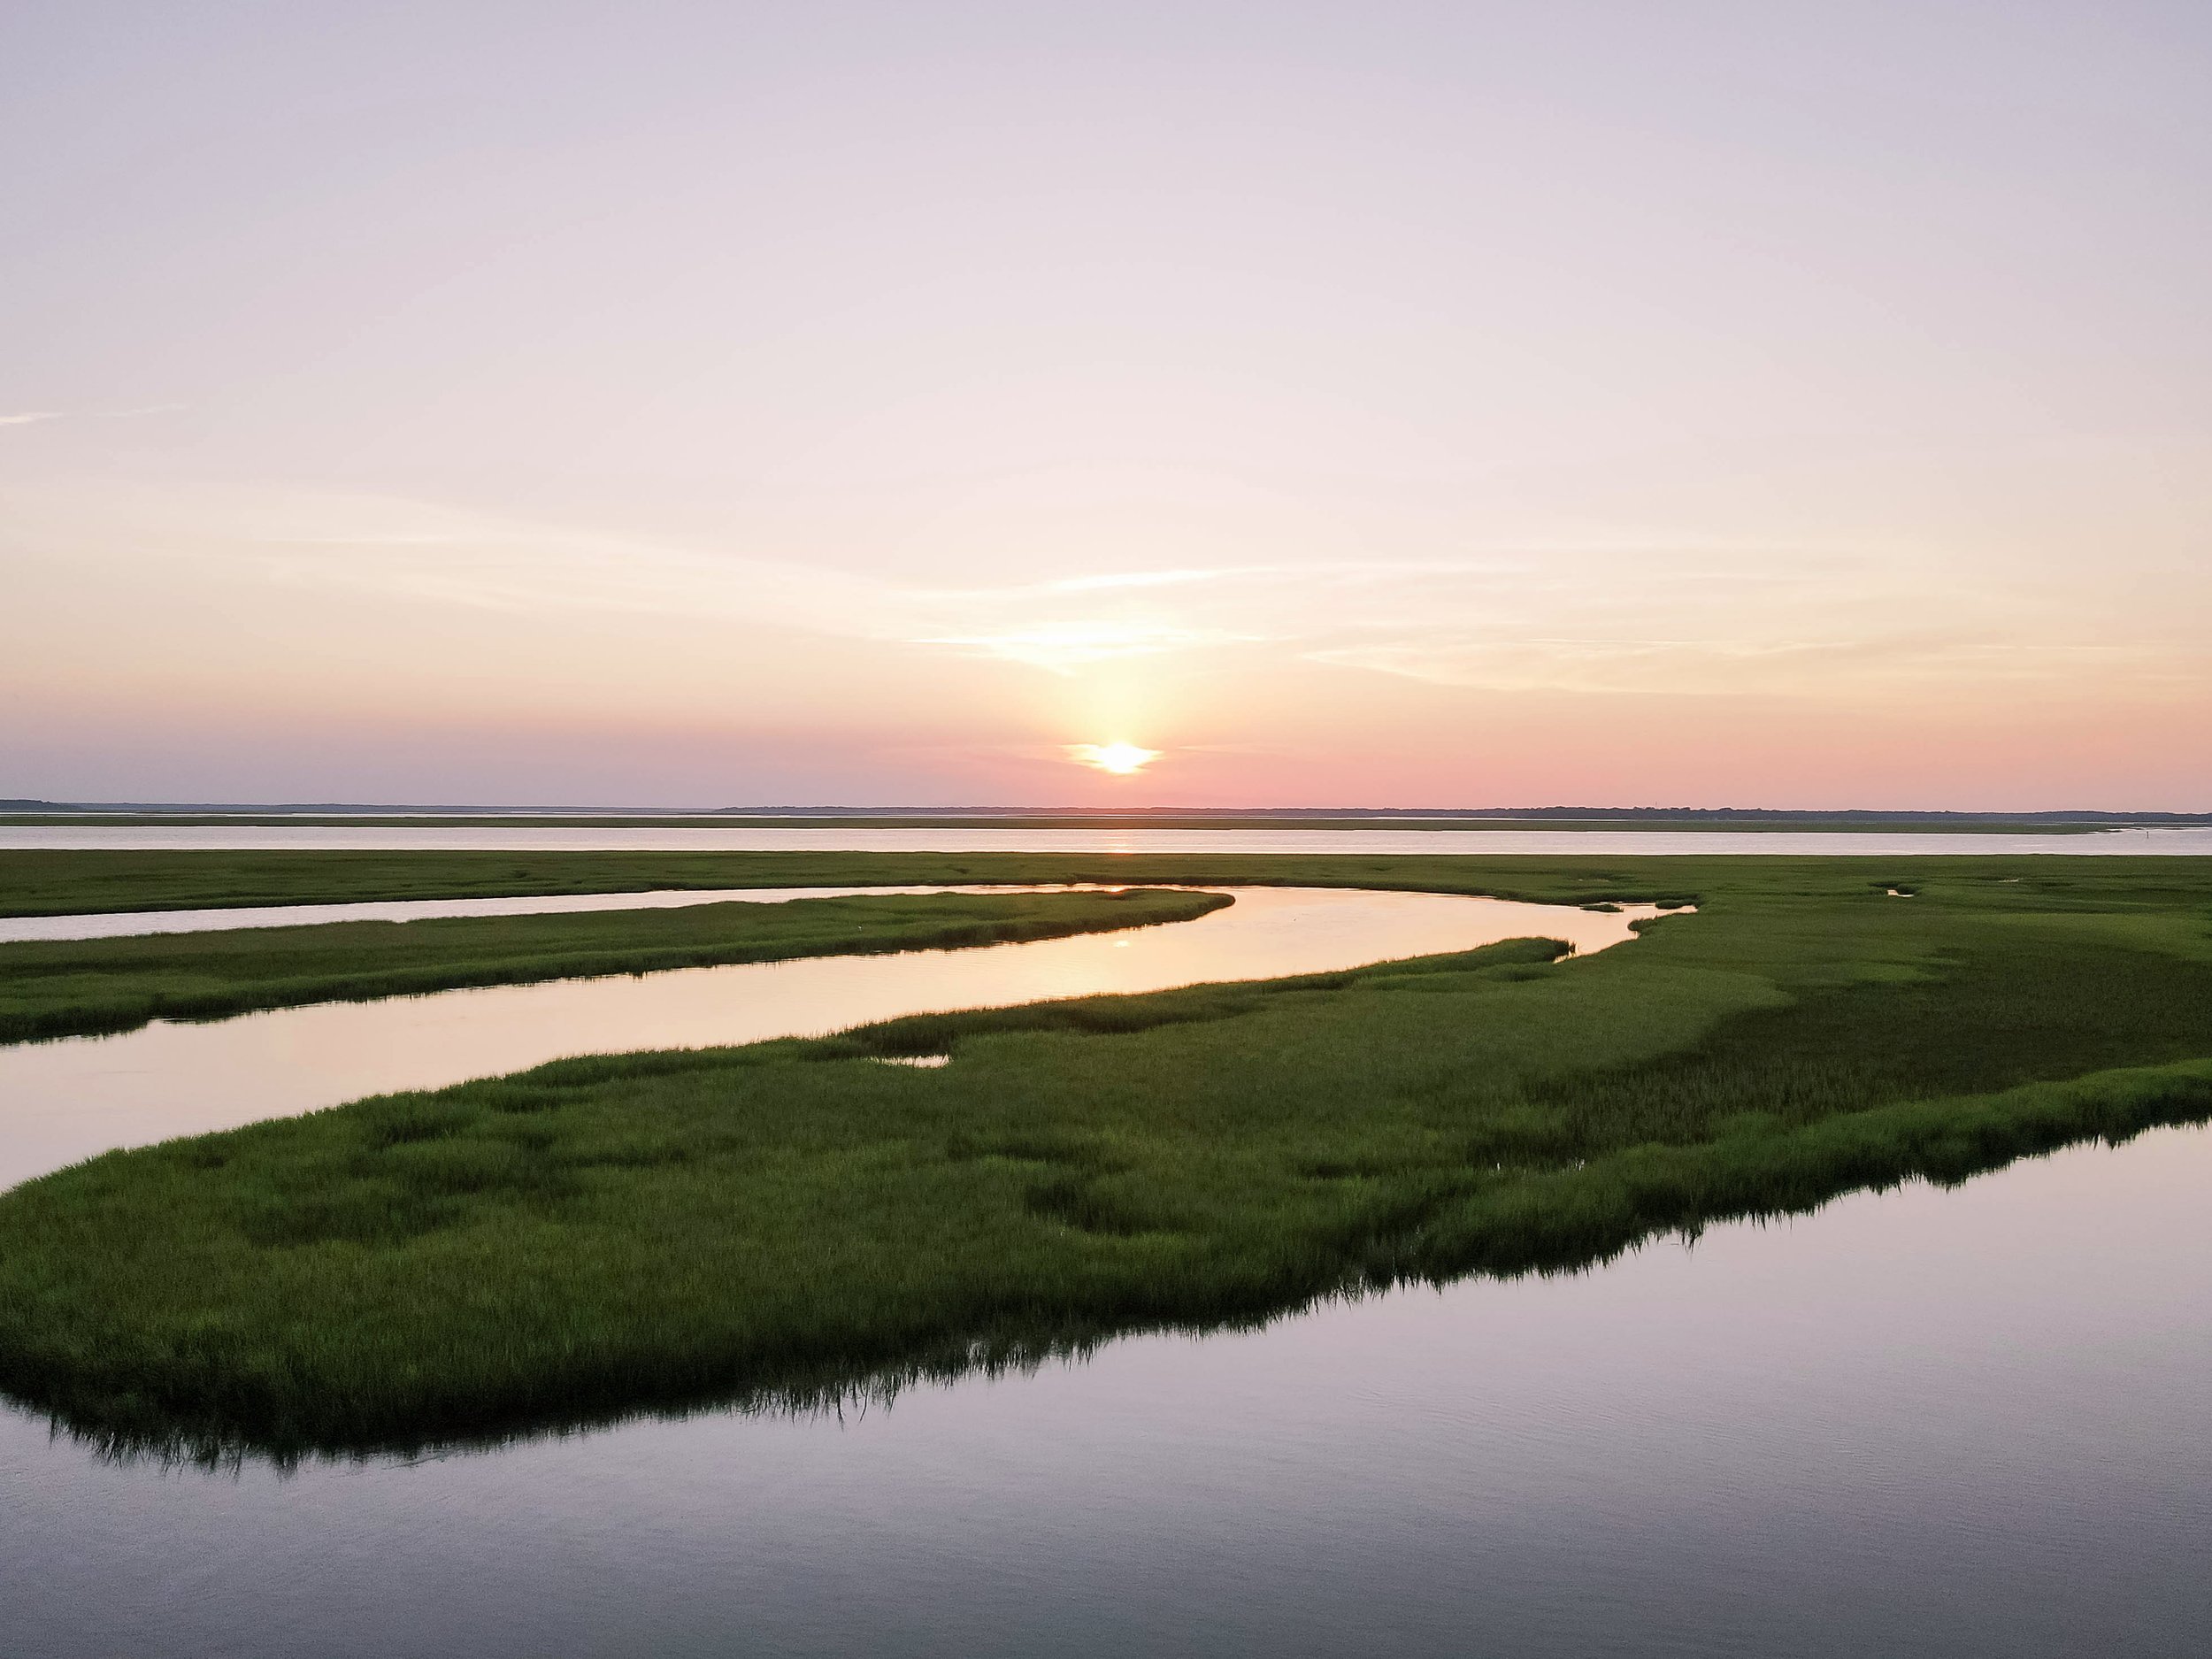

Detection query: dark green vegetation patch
xmin=0 ymin=855 xmax=2208 ymax=1459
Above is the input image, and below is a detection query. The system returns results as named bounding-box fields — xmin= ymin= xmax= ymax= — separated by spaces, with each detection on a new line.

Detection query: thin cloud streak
xmin=918 ymin=622 xmax=1266 ymax=673
xmin=11 ymin=480 xmax=2206 ymax=710
xmin=2 ymin=405 xmax=184 ymax=427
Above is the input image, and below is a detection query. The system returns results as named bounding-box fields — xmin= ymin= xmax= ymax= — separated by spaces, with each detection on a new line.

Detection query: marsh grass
xmin=0 ymin=855 xmax=2208 ymax=1460
xmin=0 ymin=887 xmax=1230 ymax=1041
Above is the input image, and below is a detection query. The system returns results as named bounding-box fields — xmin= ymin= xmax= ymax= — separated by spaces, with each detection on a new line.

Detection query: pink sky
xmin=4 ymin=5 xmax=2208 ymax=808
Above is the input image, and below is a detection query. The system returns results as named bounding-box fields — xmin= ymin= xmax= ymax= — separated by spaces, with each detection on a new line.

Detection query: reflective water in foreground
xmin=0 ymin=887 xmax=1662 ymax=1188
xmin=4 ymin=1125 xmax=2206 ymax=1657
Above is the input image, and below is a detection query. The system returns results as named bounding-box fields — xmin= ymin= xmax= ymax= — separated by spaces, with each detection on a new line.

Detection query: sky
xmin=4 ymin=2 xmax=2208 ymax=809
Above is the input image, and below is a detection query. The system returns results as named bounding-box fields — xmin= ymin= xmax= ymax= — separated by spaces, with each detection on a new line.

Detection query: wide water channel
xmin=7 ymin=823 xmax=2212 ymax=854
xmin=2 ymin=884 xmax=2207 ymax=1655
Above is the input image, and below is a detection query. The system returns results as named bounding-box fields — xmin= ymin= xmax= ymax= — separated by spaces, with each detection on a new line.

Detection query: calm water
xmin=4 ymin=1126 xmax=2206 ymax=1657
xmin=0 ymin=887 xmax=1663 ymax=1189
xmin=5 ymin=823 xmax=2210 ymax=855
xmin=4 ymin=881 xmax=2207 ymax=1655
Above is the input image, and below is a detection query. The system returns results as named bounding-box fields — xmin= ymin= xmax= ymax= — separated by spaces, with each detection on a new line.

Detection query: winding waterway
xmin=0 ymin=886 xmax=1662 ymax=1189
xmin=3 ymin=880 xmax=2208 ymax=1655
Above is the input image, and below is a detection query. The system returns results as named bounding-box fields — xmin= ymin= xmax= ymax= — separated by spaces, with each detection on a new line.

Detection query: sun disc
xmin=1070 ymin=741 xmax=1161 ymax=775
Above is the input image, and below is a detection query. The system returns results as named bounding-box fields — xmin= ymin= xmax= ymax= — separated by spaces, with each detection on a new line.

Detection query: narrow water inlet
xmin=0 ymin=886 xmax=1677 ymax=1188
xmin=0 ymin=883 xmax=1173 ymax=945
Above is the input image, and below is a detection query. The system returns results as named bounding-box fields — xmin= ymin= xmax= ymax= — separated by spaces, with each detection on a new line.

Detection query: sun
xmin=1069 ymin=741 xmax=1161 ymax=776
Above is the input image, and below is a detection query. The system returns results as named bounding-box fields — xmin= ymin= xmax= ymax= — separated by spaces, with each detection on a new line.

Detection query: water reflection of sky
xmin=5 ymin=826 xmax=2211 ymax=855
xmin=5 ymin=1123 xmax=2205 ymax=1657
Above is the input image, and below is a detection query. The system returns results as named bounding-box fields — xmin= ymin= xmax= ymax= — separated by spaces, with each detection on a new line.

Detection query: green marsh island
xmin=1 ymin=850 xmax=2208 ymax=1458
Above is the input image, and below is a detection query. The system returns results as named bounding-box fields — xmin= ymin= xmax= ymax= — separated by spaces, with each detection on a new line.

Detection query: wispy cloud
xmin=919 ymin=621 xmax=1262 ymax=673
xmin=11 ymin=479 xmax=2203 ymax=703
xmin=1 ymin=404 xmax=185 ymax=429
xmin=1044 ymin=569 xmax=1237 ymax=594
